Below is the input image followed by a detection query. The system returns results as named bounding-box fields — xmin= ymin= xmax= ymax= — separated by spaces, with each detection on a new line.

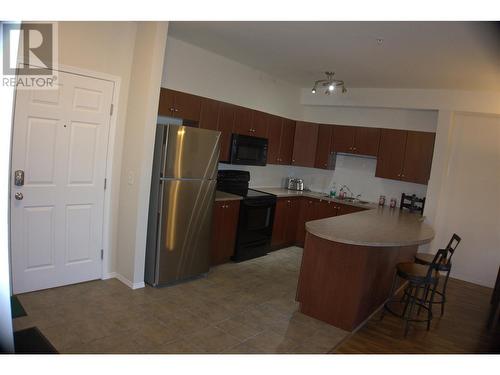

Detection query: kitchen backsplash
xmin=218 ymin=153 xmax=428 ymax=203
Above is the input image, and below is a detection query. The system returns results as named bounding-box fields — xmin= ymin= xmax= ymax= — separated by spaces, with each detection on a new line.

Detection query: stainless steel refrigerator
xmin=145 ymin=122 xmax=220 ymax=287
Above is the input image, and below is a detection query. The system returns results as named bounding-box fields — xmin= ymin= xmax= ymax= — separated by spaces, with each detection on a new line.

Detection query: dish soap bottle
xmin=329 ymin=183 xmax=337 ymax=198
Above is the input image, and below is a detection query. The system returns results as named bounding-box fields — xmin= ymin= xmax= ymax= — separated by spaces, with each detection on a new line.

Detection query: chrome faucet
xmin=339 ymin=184 xmax=354 ymax=198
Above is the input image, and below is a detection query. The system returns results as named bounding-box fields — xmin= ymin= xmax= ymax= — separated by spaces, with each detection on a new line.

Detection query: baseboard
xmin=102 ymin=271 xmax=117 ymax=280
xmin=103 ymin=272 xmax=145 ymax=290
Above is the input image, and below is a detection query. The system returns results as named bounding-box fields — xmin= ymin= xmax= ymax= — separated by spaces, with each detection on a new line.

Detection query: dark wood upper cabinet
xmin=174 ymin=90 xmax=202 ymax=122
xmin=402 ymin=131 xmax=435 ymax=184
xmin=233 ymin=106 xmax=254 ymax=136
xmin=217 ymin=102 xmax=237 ymax=162
xmin=158 ymin=88 xmax=436 ymax=184
xmin=266 ymin=115 xmax=282 ymax=164
xmin=314 ymin=124 xmax=334 ymax=169
xmin=376 ymin=129 xmax=435 ymax=185
xmin=158 ymin=88 xmax=201 ymax=122
xmin=199 ymin=98 xmax=219 ymax=131
xmin=354 ymin=127 xmax=381 ymax=156
xmin=210 ymin=200 xmax=240 ymax=266
xmin=158 ymin=88 xmax=175 ymax=116
xmin=375 ymin=129 xmax=407 ymax=181
xmin=292 ymin=122 xmax=319 ymax=167
xmin=333 ymin=125 xmax=380 ymax=156
xmin=333 ymin=125 xmax=356 ymax=153
xmin=250 ymin=110 xmax=269 ymax=138
xmin=279 ymin=119 xmax=296 ymax=165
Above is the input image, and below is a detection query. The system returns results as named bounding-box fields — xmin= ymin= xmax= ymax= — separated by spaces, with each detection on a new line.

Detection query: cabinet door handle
xmin=169 ymin=107 xmax=175 ymax=112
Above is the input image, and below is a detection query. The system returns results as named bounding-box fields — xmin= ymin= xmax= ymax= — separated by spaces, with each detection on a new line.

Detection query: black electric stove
xmin=217 ymin=170 xmax=276 ymax=262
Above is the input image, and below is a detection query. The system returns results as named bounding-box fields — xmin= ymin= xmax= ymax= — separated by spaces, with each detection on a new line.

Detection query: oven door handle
xmin=242 ymin=200 xmax=275 ymax=208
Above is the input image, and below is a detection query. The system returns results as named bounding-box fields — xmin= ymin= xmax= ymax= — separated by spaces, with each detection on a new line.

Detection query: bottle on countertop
xmin=379 ymin=195 xmax=386 ymax=206
xmin=389 ymin=197 xmax=397 ymax=208
xmin=329 ymin=183 xmax=337 ymax=198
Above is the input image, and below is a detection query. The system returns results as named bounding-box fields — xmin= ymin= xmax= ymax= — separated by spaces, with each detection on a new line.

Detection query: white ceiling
xmin=168 ymin=21 xmax=500 ymax=91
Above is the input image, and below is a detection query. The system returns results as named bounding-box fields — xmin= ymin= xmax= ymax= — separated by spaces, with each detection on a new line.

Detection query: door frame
xmin=10 ymin=63 xmax=121 ymax=287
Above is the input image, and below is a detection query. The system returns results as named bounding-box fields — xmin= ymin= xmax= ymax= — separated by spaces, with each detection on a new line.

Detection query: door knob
xmin=15 ymin=192 xmax=23 ymax=200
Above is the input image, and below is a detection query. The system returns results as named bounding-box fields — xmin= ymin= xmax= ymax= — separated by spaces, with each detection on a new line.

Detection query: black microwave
xmin=230 ymin=134 xmax=268 ymax=166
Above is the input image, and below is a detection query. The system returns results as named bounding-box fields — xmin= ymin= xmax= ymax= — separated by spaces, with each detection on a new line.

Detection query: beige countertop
xmin=305 ymin=206 xmax=434 ymax=247
xmin=215 ymin=190 xmax=242 ymax=202
xmin=254 ymin=187 xmax=378 ymax=210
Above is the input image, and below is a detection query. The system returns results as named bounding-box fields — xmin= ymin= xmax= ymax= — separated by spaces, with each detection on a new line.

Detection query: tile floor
xmin=13 ymin=247 xmax=349 ymax=354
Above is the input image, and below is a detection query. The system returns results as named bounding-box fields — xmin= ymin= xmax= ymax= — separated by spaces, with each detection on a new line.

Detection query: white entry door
xmin=11 ymin=70 xmax=114 ymax=294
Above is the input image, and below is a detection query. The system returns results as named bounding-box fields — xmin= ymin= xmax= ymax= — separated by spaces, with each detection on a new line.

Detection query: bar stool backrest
xmin=427 ymin=248 xmax=448 ymax=281
xmin=444 ymin=233 xmax=461 ymax=262
xmin=400 ymin=193 xmax=425 ymax=215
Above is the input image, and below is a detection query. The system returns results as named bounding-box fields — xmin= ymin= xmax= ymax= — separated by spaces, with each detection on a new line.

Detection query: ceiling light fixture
xmin=311 ymin=71 xmax=347 ymax=95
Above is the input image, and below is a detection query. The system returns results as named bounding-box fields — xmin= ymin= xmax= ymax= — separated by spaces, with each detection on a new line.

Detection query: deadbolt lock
xmin=14 ymin=170 xmax=24 ymax=186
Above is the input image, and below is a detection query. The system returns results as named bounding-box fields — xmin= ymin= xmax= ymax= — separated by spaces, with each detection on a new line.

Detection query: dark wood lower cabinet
xmin=296 ymin=197 xmax=320 ymax=246
xmin=211 ymin=196 xmax=369 ymax=266
xmin=271 ymin=198 xmax=299 ymax=249
xmin=287 ymin=197 xmax=369 ymax=248
xmin=210 ymin=200 xmax=240 ymax=266
xmin=337 ymin=203 xmax=366 ymax=216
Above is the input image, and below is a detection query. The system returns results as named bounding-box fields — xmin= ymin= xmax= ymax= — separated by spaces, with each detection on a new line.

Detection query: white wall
xmin=57 ymin=22 xmax=137 ymax=277
xmin=56 ymin=22 xmax=168 ymax=287
xmin=428 ymin=112 xmax=500 ymax=287
xmin=219 ymin=155 xmax=428 ymax=204
xmin=116 ymin=22 xmax=168 ymax=286
xmin=162 ymin=37 xmax=301 ymax=120
xmin=301 ymin=87 xmax=500 ymax=115
xmin=302 ymin=105 xmax=438 ymax=132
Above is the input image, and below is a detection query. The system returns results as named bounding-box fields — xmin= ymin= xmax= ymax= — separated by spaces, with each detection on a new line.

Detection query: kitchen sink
xmin=320 ymin=194 xmax=369 ymax=205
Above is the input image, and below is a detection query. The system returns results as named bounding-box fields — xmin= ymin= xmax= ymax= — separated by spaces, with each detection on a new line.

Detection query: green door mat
xmin=11 ymin=295 xmax=27 ymax=318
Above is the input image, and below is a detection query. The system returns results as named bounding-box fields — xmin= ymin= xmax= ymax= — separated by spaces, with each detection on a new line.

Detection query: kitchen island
xmin=296 ymin=206 xmax=434 ymax=331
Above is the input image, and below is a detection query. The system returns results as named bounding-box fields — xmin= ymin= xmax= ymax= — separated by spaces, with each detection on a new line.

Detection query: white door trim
xmin=10 ymin=63 xmax=121 ymax=285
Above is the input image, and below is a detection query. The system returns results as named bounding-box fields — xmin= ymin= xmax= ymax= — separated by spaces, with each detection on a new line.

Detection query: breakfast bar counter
xmin=296 ymin=206 xmax=434 ymax=331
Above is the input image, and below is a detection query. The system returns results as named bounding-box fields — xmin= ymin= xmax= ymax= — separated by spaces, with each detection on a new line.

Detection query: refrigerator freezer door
xmin=163 ymin=125 xmax=220 ymax=180
xmin=155 ymin=178 xmax=216 ymax=285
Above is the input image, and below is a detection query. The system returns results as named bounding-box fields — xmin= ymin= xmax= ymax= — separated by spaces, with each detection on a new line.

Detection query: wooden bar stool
xmin=414 ymin=233 xmax=461 ymax=316
xmin=382 ymin=249 xmax=447 ymax=336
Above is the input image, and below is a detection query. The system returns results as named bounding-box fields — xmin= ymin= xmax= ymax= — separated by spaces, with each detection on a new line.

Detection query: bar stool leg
xmin=404 ymin=285 xmax=416 ymax=337
xmin=441 ymin=270 xmax=451 ymax=316
xmin=417 ymin=284 xmax=429 ymax=315
xmin=427 ymin=281 xmax=438 ymax=331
